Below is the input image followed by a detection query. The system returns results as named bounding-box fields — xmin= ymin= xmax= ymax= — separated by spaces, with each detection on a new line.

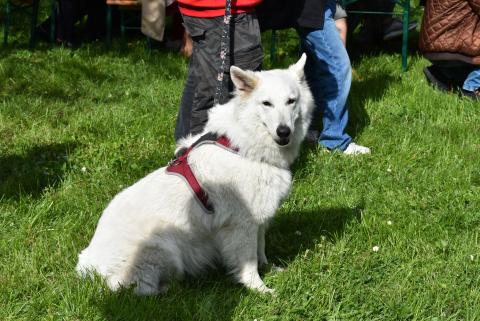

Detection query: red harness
xmin=166 ymin=134 xmax=236 ymax=213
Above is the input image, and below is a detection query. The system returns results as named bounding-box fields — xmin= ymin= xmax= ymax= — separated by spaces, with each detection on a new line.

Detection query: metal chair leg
xmin=120 ymin=9 xmax=126 ymax=50
xmin=29 ymin=0 xmax=40 ymax=49
xmin=270 ymin=30 xmax=276 ymax=62
xmin=146 ymin=36 xmax=152 ymax=51
xmin=340 ymin=0 xmax=413 ymax=72
xmin=106 ymin=5 xmax=112 ymax=48
xmin=3 ymin=0 xmax=11 ymax=46
xmin=401 ymin=0 xmax=410 ymax=72
xmin=4 ymin=0 xmax=41 ymax=48
xmin=50 ymin=0 xmax=57 ymax=46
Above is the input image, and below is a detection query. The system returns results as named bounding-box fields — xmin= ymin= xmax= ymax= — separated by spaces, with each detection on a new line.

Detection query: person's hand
xmin=180 ymin=31 xmax=193 ymax=58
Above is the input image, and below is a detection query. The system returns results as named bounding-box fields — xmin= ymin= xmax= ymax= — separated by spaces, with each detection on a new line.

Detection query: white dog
xmin=76 ymin=54 xmax=314 ymax=295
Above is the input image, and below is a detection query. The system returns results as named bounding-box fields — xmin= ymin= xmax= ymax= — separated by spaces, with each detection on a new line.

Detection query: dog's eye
xmin=287 ymin=98 xmax=296 ymax=105
xmin=262 ymin=100 xmax=273 ymax=107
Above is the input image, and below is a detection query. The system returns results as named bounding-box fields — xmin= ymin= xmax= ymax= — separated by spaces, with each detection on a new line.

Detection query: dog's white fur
xmin=76 ymin=54 xmax=314 ymax=295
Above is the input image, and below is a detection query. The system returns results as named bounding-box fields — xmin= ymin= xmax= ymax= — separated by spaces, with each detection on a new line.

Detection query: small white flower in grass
xmin=372 ymin=245 xmax=380 ymax=252
xmin=81 ymin=166 xmax=87 ymax=172
xmin=295 ymin=230 xmax=302 ymax=236
xmin=387 ymin=167 xmax=392 ymax=173
xmin=272 ymin=265 xmax=285 ymax=272
xmin=387 ymin=220 xmax=393 ymax=225
xmin=470 ymin=255 xmax=474 ymax=261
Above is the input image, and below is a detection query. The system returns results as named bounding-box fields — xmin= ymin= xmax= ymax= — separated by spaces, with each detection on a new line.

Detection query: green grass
xmin=1 ymin=30 xmax=479 ymax=321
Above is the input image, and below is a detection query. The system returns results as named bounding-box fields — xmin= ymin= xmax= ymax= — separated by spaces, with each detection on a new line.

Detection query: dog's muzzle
xmin=275 ymin=125 xmax=291 ymax=146
xmin=275 ymin=138 xmax=290 ymax=146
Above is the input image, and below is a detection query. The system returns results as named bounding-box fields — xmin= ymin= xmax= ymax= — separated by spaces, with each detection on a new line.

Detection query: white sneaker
xmin=343 ymin=142 xmax=371 ymax=155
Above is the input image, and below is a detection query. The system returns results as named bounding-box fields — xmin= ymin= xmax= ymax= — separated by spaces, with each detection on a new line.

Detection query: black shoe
xmin=460 ymin=88 xmax=480 ymax=100
xmin=423 ymin=65 xmax=453 ymax=92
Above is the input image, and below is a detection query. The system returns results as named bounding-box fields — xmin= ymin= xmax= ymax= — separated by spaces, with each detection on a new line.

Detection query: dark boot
xmin=423 ymin=65 xmax=453 ymax=92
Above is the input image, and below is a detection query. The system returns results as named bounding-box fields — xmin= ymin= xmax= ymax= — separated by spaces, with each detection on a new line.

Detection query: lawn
xmin=1 ymin=26 xmax=479 ymax=321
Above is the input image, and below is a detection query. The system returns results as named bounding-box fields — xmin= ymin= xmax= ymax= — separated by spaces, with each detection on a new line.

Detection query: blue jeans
xmin=298 ymin=0 xmax=352 ymax=151
xmin=463 ymin=68 xmax=480 ymax=92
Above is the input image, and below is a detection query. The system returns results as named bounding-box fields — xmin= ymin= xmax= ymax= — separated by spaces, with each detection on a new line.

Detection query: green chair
xmin=3 ymin=0 xmax=40 ymax=48
xmin=3 ymin=0 xmax=58 ymax=48
xmin=106 ymin=0 xmax=143 ymax=49
xmin=269 ymin=0 xmax=412 ymax=71
xmin=341 ymin=0 xmax=411 ymax=71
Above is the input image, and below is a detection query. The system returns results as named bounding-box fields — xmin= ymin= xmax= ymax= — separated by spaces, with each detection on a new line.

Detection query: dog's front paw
xmin=255 ymin=284 xmax=276 ymax=296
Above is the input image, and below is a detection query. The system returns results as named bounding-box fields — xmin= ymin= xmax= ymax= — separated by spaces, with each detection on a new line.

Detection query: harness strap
xmin=166 ymin=133 xmax=236 ymax=213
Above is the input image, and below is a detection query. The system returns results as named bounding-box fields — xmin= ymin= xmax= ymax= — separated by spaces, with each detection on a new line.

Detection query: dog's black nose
xmin=276 ymin=125 xmax=291 ymax=138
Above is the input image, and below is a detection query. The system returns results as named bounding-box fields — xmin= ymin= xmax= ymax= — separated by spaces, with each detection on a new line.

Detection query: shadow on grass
xmin=0 ymin=42 xmax=187 ymax=104
xmin=93 ymin=206 xmax=360 ymax=321
xmin=0 ymin=142 xmax=76 ymax=199
xmin=345 ymin=32 xmax=422 ymax=138
xmin=98 ymin=275 xmax=244 ymax=321
xmin=85 ymin=170 xmax=360 ymax=321
xmin=267 ymin=206 xmax=362 ymax=264
xmin=0 ymin=56 xmax=112 ymax=102
xmin=347 ymin=71 xmax=396 ymax=138
xmin=346 ymin=36 xmax=420 ymax=137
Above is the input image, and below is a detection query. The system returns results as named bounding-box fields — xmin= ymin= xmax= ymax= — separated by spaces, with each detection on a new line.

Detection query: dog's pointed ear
xmin=289 ymin=53 xmax=307 ymax=81
xmin=230 ymin=66 xmax=258 ymax=95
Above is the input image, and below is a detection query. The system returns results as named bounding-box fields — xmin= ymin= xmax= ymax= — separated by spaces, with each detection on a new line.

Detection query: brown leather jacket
xmin=419 ymin=0 xmax=480 ymax=64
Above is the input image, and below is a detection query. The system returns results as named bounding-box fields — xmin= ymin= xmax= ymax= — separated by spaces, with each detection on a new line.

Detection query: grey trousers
xmin=174 ymin=12 xmax=263 ymax=141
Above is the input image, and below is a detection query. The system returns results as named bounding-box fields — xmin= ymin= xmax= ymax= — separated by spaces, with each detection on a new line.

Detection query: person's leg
xmin=335 ymin=17 xmax=347 ymax=47
xmin=423 ymin=64 xmax=453 ymax=92
xmin=178 ymin=13 xmax=262 ymax=138
xmin=298 ymin=0 xmax=352 ymax=151
xmin=167 ymin=4 xmax=185 ymax=42
xmin=86 ymin=0 xmax=106 ymax=41
xmin=462 ymin=68 xmax=480 ymax=93
xmin=425 ymin=60 xmax=475 ymax=93
xmin=227 ymin=13 xmax=263 ymax=92
xmin=334 ymin=2 xmax=348 ymax=46
xmin=349 ymin=0 xmax=392 ymax=43
xmin=367 ymin=0 xmax=394 ymax=42
xmin=181 ymin=15 xmax=222 ymax=136
xmin=175 ymin=59 xmax=195 ymax=141
xmin=58 ymin=0 xmax=87 ymax=45
xmin=58 ymin=0 xmax=76 ymax=43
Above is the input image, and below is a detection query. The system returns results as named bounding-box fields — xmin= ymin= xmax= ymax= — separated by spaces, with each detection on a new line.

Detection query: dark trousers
xmin=347 ymin=0 xmax=395 ymax=41
xmin=174 ymin=12 xmax=263 ymax=141
xmin=57 ymin=0 xmax=106 ymax=42
xmin=430 ymin=60 xmax=479 ymax=90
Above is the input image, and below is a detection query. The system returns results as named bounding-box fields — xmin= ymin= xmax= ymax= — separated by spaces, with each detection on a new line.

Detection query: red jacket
xmin=177 ymin=0 xmax=262 ymax=17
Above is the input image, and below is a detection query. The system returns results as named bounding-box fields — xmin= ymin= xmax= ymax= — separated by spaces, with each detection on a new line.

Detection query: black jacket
xmin=257 ymin=0 xmax=326 ymax=31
